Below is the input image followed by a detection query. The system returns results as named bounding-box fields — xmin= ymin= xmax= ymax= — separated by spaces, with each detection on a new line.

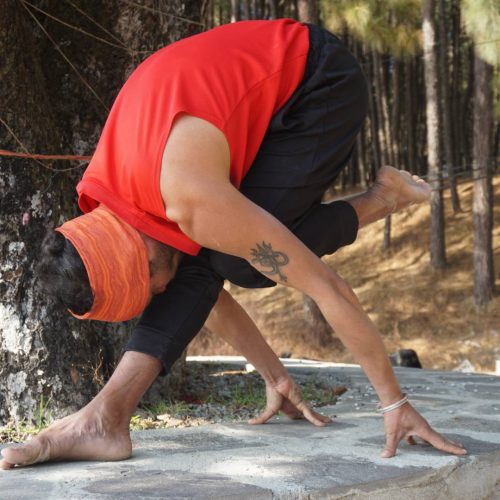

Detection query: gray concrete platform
xmin=1 ymin=358 xmax=500 ymax=499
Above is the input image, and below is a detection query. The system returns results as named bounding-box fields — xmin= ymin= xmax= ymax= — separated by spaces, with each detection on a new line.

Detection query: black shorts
xmin=126 ymin=24 xmax=369 ymax=373
xmin=208 ymin=23 xmax=369 ymax=288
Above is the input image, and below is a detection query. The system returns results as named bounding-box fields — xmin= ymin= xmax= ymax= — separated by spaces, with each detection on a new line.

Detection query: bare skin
xmin=161 ymin=116 xmax=466 ymax=456
xmin=0 ymin=163 xmax=444 ymax=470
xmin=0 ymin=352 xmax=161 ymax=469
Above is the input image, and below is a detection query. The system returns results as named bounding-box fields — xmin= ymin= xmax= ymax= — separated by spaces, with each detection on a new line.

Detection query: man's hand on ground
xmin=381 ymin=403 xmax=467 ymax=458
xmin=249 ymin=376 xmax=331 ymax=427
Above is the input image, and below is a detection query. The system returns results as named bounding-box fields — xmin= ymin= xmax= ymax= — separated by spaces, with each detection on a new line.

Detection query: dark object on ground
xmin=280 ymin=352 xmax=292 ymax=359
xmin=390 ymin=349 xmax=422 ymax=368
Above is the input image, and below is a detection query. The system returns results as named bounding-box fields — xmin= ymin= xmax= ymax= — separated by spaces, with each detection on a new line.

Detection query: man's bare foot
xmin=372 ymin=166 xmax=431 ymax=214
xmin=0 ymin=404 xmax=132 ymax=469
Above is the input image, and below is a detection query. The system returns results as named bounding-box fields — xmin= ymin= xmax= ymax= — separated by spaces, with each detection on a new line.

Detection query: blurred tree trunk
xmin=372 ymin=52 xmax=393 ymax=250
xmin=230 ymin=0 xmax=240 ymax=22
xmin=438 ymin=0 xmax=461 ymax=213
xmin=303 ymin=296 xmax=332 ymax=347
xmin=404 ymin=60 xmax=417 ymax=173
xmin=472 ymin=53 xmax=494 ymax=306
xmin=296 ymin=0 xmax=332 ymax=345
xmin=450 ymin=0 xmax=463 ymax=169
xmin=422 ymin=0 xmax=446 ymax=269
xmin=0 ymin=0 xmax=202 ymax=424
xmin=268 ymin=0 xmax=278 ymax=19
xmin=297 ymin=0 xmax=318 ymax=24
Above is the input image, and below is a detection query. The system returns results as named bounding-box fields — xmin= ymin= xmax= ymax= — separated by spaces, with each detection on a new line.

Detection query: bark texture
xmin=297 ymin=0 xmax=318 ymax=24
xmin=422 ymin=0 xmax=446 ymax=269
xmin=472 ymin=54 xmax=494 ymax=306
xmin=0 ymin=0 xmax=201 ymax=424
xmin=296 ymin=0 xmax=332 ymax=345
xmin=438 ymin=0 xmax=461 ymax=213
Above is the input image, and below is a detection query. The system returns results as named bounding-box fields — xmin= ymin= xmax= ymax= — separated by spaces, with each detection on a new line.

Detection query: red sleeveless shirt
xmin=77 ymin=19 xmax=309 ymax=255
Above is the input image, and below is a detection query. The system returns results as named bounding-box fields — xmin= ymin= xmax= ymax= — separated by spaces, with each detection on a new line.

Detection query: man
xmin=0 ymin=19 xmax=466 ymax=470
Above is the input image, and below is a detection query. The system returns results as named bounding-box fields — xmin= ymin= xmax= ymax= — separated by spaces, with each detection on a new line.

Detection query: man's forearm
xmin=310 ymin=275 xmax=402 ymax=405
xmin=205 ymin=288 xmax=289 ymax=386
xmin=172 ymin=185 xmax=401 ymax=406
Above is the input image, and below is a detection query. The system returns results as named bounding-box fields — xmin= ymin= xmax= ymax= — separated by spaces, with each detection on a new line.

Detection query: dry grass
xmin=188 ymin=176 xmax=500 ymax=373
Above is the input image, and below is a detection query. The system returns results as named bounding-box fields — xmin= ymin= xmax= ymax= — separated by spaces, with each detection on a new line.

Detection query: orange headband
xmin=56 ymin=205 xmax=150 ymax=322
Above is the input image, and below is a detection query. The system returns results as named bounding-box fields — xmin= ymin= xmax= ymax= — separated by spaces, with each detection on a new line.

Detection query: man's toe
xmin=1 ymin=440 xmax=46 ymax=466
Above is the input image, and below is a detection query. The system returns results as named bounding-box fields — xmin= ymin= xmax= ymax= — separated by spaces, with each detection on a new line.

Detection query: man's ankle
xmin=83 ymin=397 xmax=133 ymax=431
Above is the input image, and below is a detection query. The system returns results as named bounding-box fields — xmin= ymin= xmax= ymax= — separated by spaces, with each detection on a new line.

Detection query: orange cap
xmin=56 ymin=205 xmax=150 ymax=322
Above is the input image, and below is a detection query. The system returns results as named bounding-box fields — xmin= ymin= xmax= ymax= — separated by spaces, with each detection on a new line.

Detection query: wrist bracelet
xmin=377 ymin=393 xmax=409 ymax=414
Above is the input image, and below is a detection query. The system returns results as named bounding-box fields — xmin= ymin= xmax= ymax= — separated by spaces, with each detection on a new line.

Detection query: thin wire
xmin=19 ymin=0 xmax=109 ymax=113
xmin=428 ymin=172 xmax=497 ymax=192
xmin=22 ymin=0 xmax=129 ymax=51
xmin=63 ymin=0 xmax=129 ymax=48
xmin=117 ymin=0 xmax=205 ymax=27
xmin=0 ymin=117 xmax=86 ymax=172
xmin=0 ymin=149 xmax=91 ymax=161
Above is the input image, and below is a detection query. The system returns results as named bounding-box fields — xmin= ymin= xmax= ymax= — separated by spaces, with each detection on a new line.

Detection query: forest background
xmin=0 ymin=0 xmax=498 ymax=426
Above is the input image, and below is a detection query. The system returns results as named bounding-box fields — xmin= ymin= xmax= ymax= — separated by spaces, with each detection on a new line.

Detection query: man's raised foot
xmin=373 ymin=165 xmax=432 ymax=214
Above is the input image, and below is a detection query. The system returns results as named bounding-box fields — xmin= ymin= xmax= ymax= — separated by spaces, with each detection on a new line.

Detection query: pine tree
xmin=462 ymin=0 xmax=499 ymax=305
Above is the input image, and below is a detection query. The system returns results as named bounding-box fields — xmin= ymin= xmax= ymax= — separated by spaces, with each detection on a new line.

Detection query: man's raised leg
xmin=346 ymin=166 xmax=431 ymax=228
xmin=0 ymin=351 xmax=161 ymax=469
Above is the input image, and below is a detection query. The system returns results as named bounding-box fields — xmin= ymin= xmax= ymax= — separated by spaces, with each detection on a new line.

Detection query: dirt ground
xmin=188 ymin=176 xmax=500 ymax=373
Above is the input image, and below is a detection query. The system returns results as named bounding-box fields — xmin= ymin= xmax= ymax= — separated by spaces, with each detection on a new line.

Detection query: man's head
xmin=37 ymin=206 xmax=180 ymax=322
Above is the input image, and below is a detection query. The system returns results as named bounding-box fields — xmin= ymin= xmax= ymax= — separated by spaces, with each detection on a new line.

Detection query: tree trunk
xmin=303 ymin=296 xmax=332 ymax=347
xmin=296 ymin=0 xmax=331 ymax=336
xmin=373 ymin=52 xmax=393 ymax=250
xmin=472 ymin=54 xmax=494 ymax=306
xmin=438 ymin=0 xmax=461 ymax=213
xmin=297 ymin=0 xmax=318 ymax=24
xmin=391 ymin=60 xmax=402 ymax=167
xmin=230 ymin=0 xmax=240 ymax=22
xmin=450 ymin=0 xmax=462 ymax=166
xmin=422 ymin=0 xmax=446 ymax=269
xmin=0 ymin=0 xmax=202 ymax=424
xmin=404 ymin=60 xmax=417 ymax=173
xmin=268 ymin=0 xmax=278 ymax=19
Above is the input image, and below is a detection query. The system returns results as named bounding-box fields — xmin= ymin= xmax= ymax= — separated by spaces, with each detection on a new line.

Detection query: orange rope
xmin=0 ymin=149 xmax=91 ymax=161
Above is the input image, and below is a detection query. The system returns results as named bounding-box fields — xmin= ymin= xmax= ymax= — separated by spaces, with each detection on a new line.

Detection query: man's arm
xmin=162 ymin=115 xmax=401 ymax=407
xmin=206 ymin=288 xmax=331 ymax=426
xmin=161 ymin=115 xmax=466 ymax=458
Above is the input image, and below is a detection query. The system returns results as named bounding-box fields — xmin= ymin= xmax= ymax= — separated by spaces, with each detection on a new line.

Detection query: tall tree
xmin=438 ymin=0 xmax=461 ymax=213
xmin=422 ymin=0 xmax=447 ymax=268
xmin=462 ymin=0 xmax=499 ymax=305
xmin=0 ymin=0 xmax=202 ymax=423
xmin=296 ymin=0 xmax=333 ymax=345
xmin=471 ymin=54 xmax=494 ymax=305
xmin=298 ymin=0 xmax=318 ymax=23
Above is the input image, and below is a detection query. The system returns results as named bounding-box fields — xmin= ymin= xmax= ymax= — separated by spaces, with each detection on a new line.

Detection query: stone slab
xmin=1 ymin=358 xmax=500 ymax=499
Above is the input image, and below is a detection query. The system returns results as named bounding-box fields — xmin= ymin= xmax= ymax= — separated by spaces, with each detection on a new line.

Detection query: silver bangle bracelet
xmin=377 ymin=393 xmax=409 ymax=414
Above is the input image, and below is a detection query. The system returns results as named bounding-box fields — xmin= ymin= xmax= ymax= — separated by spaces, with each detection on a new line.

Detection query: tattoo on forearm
xmin=250 ymin=241 xmax=289 ymax=282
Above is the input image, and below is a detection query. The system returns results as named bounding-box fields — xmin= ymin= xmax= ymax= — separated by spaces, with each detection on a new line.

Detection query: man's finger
xmin=302 ymin=407 xmax=329 ymax=427
xmin=381 ymin=433 xmax=399 ymax=458
xmin=248 ymin=407 xmax=276 ymax=425
xmin=418 ymin=426 xmax=467 ymax=456
xmin=309 ymin=408 xmax=332 ymax=424
xmin=406 ymin=436 xmax=417 ymax=446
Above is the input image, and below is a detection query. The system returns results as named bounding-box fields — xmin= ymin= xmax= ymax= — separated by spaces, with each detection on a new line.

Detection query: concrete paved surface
xmin=1 ymin=357 xmax=500 ymax=499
